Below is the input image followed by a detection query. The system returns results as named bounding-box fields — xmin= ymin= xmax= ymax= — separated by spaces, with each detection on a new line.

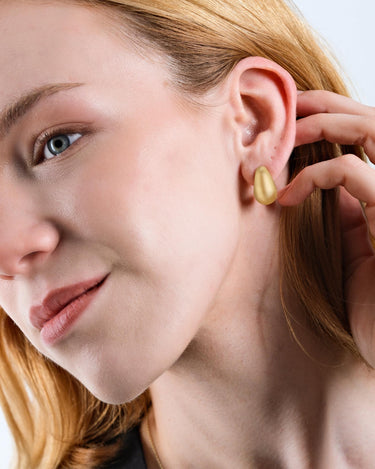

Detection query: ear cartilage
xmin=253 ymin=166 xmax=277 ymax=205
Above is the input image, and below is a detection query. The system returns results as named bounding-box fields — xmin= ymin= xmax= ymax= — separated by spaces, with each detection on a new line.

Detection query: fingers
xmin=295 ymin=91 xmax=375 ymax=161
xmin=281 ymin=90 xmax=375 ymax=231
xmin=297 ymin=90 xmax=375 ymax=118
xmin=278 ymin=154 xmax=375 ymax=217
xmin=295 ymin=114 xmax=375 ymax=157
xmin=277 ymin=155 xmax=375 ymax=264
xmin=291 ymin=91 xmax=375 ymax=364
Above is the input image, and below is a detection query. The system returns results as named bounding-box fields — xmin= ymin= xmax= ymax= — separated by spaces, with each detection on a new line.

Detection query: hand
xmin=278 ymin=90 xmax=375 ymax=367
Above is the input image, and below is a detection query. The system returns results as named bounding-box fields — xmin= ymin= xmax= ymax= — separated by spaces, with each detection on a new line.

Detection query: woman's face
xmin=0 ymin=1 xmax=241 ymax=402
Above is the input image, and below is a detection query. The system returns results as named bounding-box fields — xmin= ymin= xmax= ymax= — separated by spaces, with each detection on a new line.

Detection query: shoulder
xmin=101 ymin=424 xmax=147 ymax=469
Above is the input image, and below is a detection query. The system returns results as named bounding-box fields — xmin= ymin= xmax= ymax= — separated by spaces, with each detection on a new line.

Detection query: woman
xmin=0 ymin=0 xmax=375 ymax=467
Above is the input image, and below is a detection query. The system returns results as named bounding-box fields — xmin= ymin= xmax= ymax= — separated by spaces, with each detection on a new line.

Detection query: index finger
xmin=297 ymin=90 xmax=375 ymax=118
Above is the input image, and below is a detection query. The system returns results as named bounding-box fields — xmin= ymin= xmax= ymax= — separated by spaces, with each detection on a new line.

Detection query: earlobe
xmin=227 ymin=57 xmax=297 ymax=189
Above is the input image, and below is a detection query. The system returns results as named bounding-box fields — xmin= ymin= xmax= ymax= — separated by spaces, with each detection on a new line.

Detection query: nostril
xmin=19 ymin=251 xmax=49 ymax=269
xmin=21 ymin=251 xmax=42 ymax=262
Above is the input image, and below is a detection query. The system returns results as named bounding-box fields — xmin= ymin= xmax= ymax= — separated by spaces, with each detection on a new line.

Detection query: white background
xmin=0 ymin=1 xmax=374 ymax=467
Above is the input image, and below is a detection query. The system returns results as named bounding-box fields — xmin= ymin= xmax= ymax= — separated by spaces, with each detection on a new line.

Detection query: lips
xmin=30 ymin=274 xmax=108 ymax=330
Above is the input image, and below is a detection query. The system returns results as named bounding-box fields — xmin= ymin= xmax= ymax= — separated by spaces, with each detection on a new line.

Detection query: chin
xmin=79 ymin=373 xmax=151 ymax=405
xmin=90 ymin=387 xmax=148 ymax=405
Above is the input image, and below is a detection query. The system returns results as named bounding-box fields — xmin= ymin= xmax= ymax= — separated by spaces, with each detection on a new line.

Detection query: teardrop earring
xmin=253 ymin=166 xmax=277 ymax=205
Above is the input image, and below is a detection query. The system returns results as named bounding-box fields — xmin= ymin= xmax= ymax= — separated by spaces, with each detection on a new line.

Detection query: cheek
xmin=73 ymin=119 xmax=240 ymax=292
xmin=45 ymin=117 xmax=241 ymax=401
xmin=0 ymin=283 xmax=31 ymax=335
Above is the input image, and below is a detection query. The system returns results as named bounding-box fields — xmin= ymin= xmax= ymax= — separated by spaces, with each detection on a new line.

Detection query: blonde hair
xmin=0 ymin=1 xmax=363 ymax=467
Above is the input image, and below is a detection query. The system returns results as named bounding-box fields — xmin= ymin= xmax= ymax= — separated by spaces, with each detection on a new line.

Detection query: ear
xmin=226 ymin=57 xmax=296 ymax=187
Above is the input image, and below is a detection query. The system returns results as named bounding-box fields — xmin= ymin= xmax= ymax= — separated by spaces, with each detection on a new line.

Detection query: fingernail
xmin=297 ymin=90 xmax=304 ymax=95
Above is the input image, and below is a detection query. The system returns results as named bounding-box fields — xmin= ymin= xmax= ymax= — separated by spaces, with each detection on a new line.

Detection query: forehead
xmin=0 ymin=1 xmax=138 ymax=104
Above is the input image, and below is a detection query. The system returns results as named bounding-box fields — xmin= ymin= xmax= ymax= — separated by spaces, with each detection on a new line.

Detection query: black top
xmin=102 ymin=425 xmax=147 ymax=469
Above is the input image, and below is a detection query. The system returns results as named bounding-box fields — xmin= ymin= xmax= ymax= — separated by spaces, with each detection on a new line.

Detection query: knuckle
xmin=361 ymin=117 xmax=375 ymax=146
xmin=362 ymin=115 xmax=374 ymax=132
xmin=340 ymin=153 xmax=363 ymax=169
xmin=365 ymin=104 xmax=375 ymax=117
xmin=312 ymin=90 xmax=331 ymax=110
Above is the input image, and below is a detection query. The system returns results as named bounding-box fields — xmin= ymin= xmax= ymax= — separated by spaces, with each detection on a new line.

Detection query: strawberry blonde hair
xmin=0 ymin=0 xmax=363 ymax=467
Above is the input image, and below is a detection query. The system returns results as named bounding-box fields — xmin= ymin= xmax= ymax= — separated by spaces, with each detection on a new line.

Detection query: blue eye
xmin=44 ymin=133 xmax=82 ymax=160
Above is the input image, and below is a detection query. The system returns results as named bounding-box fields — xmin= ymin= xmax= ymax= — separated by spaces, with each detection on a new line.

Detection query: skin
xmin=1 ymin=1 xmax=375 ymax=468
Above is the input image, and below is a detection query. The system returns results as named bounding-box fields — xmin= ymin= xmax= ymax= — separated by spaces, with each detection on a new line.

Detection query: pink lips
xmin=30 ymin=274 xmax=108 ymax=345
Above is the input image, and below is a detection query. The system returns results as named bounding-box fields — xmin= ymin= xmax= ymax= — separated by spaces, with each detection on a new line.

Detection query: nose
xmin=0 ymin=160 xmax=62 ymax=277
xmin=0 ymin=219 xmax=59 ymax=278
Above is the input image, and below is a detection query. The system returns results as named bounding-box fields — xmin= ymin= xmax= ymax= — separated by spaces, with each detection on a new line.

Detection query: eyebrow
xmin=0 ymin=82 xmax=84 ymax=138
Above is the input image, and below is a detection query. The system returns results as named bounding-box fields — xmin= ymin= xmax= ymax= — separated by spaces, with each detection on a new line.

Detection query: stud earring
xmin=253 ymin=166 xmax=277 ymax=205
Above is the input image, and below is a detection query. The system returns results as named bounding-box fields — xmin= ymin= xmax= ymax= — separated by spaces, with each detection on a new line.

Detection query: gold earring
xmin=253 ymin=166 xmax=277 ymax=205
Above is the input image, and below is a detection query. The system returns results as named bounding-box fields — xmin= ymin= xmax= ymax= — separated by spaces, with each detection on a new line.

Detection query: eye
xmin=43 ymin=133 xmax=82 ymax=161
